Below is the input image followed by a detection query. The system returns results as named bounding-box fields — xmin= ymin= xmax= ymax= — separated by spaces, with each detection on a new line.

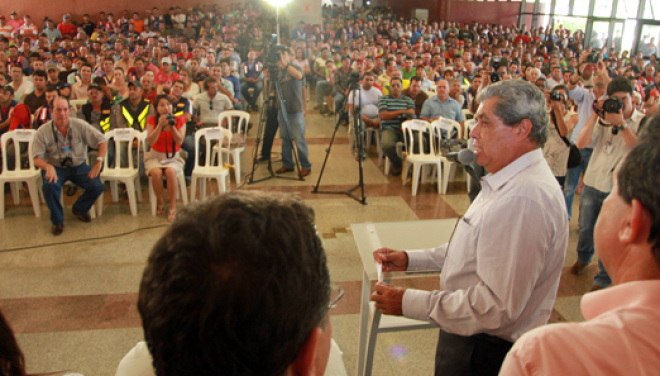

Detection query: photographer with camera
xmin=272 ymin=46 xmax=312 ymax=177
xmin=144 ymin=94 xmax=187 ymax=222
xmin=542 ymin=85 xmax=579 ymax=186
xmin=572 ymin=77 xmax=643 ymax=290
xmin=33 ymin=97 xmax=108 ymax=235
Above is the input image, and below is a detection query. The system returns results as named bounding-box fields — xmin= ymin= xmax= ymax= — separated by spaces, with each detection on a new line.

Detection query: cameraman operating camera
xmin=270 ymin=46 xmax=312 ymax=177
xmin=572 ymin=76 xmax=643 ymax=290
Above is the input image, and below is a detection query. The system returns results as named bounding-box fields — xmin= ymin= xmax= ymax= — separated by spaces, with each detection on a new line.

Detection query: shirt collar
xmin=482 ymin=148 xmax=544 ymax=192
xmin=581 ymin=280 xmax=660 ymax=320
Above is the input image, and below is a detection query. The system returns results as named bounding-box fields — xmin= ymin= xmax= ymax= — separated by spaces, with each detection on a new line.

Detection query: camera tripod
xmin=312 ymin=81 xmax=367 ymax=205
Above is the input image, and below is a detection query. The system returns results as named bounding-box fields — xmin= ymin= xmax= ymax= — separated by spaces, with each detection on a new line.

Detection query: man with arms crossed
xmin=372 ymin=80 xmax=568 ymax=376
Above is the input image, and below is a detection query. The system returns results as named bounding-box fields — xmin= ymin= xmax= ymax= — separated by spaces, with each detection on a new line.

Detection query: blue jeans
xmin=279 ymin=111 xmax=311 ymax=169
xmin=42 ymin=163 xmax=105 ymax=226
xmin=241 ymin=80 xmax=264 ymax=106
xmin=181 ymin=134 xmax=198 ymax=179
xmin=564 ymin=148 xmax=593 ymax=221
xmin=316 ymin=80 xmax=332 ymax=105
xmin=576 ymin=184 xmax=612 ymax=287
xmin=381 ymin=129 xmax=404 ymax=168
xmin=334 ymin=88 xmax=346 ymax=114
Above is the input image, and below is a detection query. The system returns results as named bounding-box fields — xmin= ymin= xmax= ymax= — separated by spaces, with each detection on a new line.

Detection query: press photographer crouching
xmin=33 ymin=97 xmax=107 ymax=235
xmin=573 ymin=76 xmax=644 ymax=290
xmin=542 ymin=85 xmax=579 ymax=186
xmin=144 ymin=95 xmax=186 ymax=222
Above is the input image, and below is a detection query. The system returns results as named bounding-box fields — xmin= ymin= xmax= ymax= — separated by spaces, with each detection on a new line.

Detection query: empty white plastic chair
xmin=97 ymin=129 xmax=143 ymax=216
xmin=210 ymin=110 xmax=250 ymax=184
xmin=190 ymin=127 xmax=232 ymax=201
xmin=0 ymin=129 xmax=41 ymax=219
xmin=402 ymin=120 xmax=443 ymax=195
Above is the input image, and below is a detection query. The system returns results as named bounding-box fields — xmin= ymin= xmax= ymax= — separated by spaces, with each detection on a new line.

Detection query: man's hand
xmin=604 ymin=109 xmax=625 ymax=126
xmin=45 ymin=165 xmax=58 ymax=184
xmin=370 ymin=282 xmax=406 ymax=316
xmin=88 ymin=161 xmax=102 ymax=179
xmin=373 ymin=247 xmax=409 ymax=271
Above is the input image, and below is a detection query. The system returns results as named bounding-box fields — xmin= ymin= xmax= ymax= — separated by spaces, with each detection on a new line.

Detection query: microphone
xmin=445 ymin=148 xmax=476 ymax=165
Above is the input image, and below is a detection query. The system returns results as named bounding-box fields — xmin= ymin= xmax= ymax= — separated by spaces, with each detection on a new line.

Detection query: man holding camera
xmin=273 ymin=47 xmax=312 ymax=177
xmin=33 ymin=97 xmax=108 ymax=235
xmin=573 ymin=76 xmax=643 ymax=290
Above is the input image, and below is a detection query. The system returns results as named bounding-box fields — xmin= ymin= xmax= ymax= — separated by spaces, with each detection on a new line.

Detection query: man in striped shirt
xmin=378 ymin=76 xmax=415 ymax=176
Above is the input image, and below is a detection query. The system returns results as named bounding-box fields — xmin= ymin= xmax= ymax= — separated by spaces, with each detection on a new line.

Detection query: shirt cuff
xmin=402 ymin=288 xmax=433 ymax=321
xmin=406 ymin=249 xmax=429 ymax=271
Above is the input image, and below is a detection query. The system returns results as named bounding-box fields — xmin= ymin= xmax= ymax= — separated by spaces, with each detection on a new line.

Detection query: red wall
xmin=449 ymin=1 xmax=523 ymax=27
xmin=0 ymin=0 xmax=244 ymax=27
xmin=389 ymin=0 xmax=523 ymax=26
xmin=389 ymin=0 xmax=439 ymax=22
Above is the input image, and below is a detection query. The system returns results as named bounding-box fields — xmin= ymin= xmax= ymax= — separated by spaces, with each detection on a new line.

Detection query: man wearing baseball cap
xmin=155 ymin=57 xmax=180 ymax=89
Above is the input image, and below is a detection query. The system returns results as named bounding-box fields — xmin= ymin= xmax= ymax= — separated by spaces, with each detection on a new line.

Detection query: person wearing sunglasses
xmin=192 ymin=76 xmax=233 ymax=129
xmin=130 ymin=192 xmax=347 ymax=376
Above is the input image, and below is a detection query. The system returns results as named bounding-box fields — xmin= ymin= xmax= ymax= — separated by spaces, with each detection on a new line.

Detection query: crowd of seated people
xmin=0 ymin=4 xmax=658 ymax=220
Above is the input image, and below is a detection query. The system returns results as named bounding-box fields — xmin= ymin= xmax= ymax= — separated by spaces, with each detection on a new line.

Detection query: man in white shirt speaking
xmin=371 ymin=80 xmax=568 ymax=376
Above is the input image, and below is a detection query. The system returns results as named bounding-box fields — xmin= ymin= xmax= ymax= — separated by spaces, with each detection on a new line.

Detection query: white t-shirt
xmin=347 ymin=86 xmax=382 ymax=118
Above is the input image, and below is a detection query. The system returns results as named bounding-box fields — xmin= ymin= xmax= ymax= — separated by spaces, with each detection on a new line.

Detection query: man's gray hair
xmin=476 ymin=80 xmax=549 ymax=147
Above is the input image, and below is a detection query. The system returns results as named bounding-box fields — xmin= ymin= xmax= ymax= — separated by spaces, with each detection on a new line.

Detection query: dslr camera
xmin=166 ymin=114 xmax=176 ymax=126
xmin=550 ymin=91 xmax=565 ymax=102
xmin=593 ymin=96 xmax=625 ymax=134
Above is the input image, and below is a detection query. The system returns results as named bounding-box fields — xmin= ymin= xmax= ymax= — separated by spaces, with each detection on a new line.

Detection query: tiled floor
xmin=0 ymin=103 xmax=599 ymax=376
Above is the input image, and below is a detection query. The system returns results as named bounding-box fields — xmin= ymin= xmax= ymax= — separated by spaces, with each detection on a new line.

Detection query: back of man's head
xmin=138 ymin=192 xmax=331 ymax=376
xmin=617 ymin=116 xmax=660 ymax=266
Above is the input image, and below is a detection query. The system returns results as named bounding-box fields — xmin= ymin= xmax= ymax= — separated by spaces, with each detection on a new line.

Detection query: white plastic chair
xmin=401 ymin=120 xmax=443 ymax=195
xmin=210 ymin=110 xmax=250 ymax=184
xmin=190 ymin=127 xmax=231 ymax=201
xmin=97 ymin=129 xmax=143 ymax=216
xmin=141 ymin=132 xmax=188 ymax=216
xmin=432 ymin=118 xmax=464 ymax=194
xmin=0 ymin=130 xmax=41 ymax=219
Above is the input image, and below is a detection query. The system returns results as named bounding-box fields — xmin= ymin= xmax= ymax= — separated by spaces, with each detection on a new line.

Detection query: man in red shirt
xmin=154 ymin=57 xmax=180 ymax=92
xmin=57 ymin=14 xmax=77 ymax=39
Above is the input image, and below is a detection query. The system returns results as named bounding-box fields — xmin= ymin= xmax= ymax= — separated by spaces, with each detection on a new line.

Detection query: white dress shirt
xmin=402 ymin=148 xmax=568 ymax=342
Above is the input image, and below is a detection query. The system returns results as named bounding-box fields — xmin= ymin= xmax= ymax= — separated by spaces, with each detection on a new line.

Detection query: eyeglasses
xmin=328 ymin=283 xmax=344 ymax=309
xmin=390 ymin=83 xmax=402 ymax=87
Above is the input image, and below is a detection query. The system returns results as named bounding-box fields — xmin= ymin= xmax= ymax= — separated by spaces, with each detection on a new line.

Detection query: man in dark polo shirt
xmin=402 ymin=75 xmax=429 ymax=117
xmin=378 ymin=76 xmax=415 ymax=176
xmin=23 ymin=69 xmax=48 ymax=113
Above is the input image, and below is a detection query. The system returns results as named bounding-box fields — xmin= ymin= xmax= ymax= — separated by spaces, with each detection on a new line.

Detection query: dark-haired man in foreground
xmin=135 ymin=192 xmax=347 ymax=376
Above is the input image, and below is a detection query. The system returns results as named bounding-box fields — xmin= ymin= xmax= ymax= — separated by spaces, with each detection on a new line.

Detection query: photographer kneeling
xmin=543 ymin=85 xmax=579 ymax=186
xmin=573 ymin=76 xmax=643 ymax=290
xmin=145 ymin=95 xmax=186 ymax=222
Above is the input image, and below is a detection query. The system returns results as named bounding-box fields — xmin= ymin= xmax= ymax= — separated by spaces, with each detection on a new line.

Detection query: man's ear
xmin=291 ymin=327 xmax=323 ymax=376
xmin=516 ymin=118 xmax=533 ymax=142
xmin=621 ymin=199 xmax=649 ymax=244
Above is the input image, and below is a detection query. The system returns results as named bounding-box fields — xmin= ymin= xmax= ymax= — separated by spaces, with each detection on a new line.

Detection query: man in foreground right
xmin=500 ymin=118 xmax=660 ymax=375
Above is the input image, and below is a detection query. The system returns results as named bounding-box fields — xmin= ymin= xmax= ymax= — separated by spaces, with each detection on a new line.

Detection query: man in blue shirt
xmin=220 ymin=58 xmax=243 ymax=111
xmin=420 ymin=79 xmax=465 ymax=138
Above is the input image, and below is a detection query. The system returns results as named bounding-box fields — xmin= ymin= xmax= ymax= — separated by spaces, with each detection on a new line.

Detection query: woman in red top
xmin=144 ymin=94 xmax=186 ymax=221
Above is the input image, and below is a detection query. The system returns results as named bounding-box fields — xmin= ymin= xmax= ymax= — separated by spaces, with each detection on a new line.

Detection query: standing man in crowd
xmin=500 ymin=121 xmax=660 ymax=375
xmin=33 ymin=97 xmax=107 ymax=235
xmin=272 ymin=47 xmax=311 ymax=177
xmin=572 ymin=76 xmax=643 ymax=290
xmin=372 ymin=80 xmax=568 ymax=376
xmin=378 ymin=76 xmax=415 ymax=176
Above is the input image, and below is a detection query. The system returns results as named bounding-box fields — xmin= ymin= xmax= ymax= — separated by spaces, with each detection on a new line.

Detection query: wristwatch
xmin=615 ymin=124 xmax=627 ymax=132
xmin=96 ymin=157 xmax=104 ymax=165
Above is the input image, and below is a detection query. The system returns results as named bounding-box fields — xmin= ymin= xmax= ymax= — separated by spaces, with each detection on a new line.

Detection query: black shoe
xmin=72 ymin=206 xmax=91 ymax=222
xmin=52 ymin=224 xmax=64 ymax=235
xmin=391 ymin=166 xmax=403 ymax=176
xmin=276 ymin=166 xmax=294 ymax=174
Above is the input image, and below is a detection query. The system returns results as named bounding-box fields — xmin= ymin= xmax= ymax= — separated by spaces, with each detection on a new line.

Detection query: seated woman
xmin=144 ymin=95 xmax=186 ymax=221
